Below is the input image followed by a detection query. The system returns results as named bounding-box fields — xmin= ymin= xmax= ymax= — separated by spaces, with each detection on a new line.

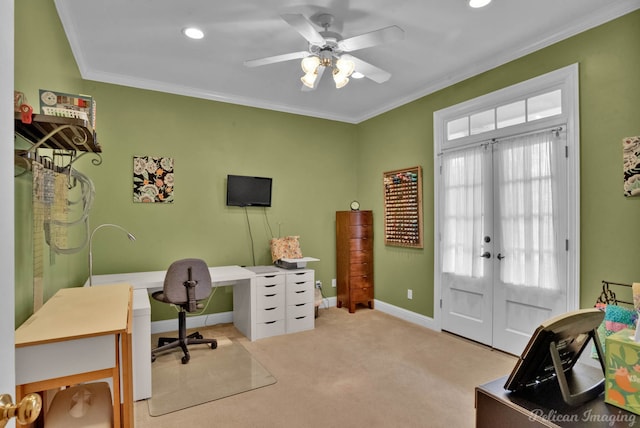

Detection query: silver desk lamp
xmin=88 ymin=223 xmax=136 ymax=286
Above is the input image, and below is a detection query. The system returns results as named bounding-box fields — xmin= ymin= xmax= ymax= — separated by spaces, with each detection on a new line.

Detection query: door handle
xmin=497 ymin=253 xmax=505 ymax=260
xmin=0 ymin=393 xmax=42 ymax=428
xmin=480 ymin=251 xmax=491 ymax=259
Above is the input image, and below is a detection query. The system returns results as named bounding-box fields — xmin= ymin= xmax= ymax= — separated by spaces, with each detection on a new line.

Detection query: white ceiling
xmin=54 ymin=0 xmax=640 ymax=124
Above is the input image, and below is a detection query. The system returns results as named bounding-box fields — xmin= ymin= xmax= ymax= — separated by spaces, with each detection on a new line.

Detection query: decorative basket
xmin=42 ymin=107 xmax=89 ymax=121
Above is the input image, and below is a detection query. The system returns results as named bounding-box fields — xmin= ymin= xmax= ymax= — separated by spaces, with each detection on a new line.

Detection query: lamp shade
xmin=301 ymin=71 xmax=318 ymax=88
xmin=332 ymin=57 xmax=355 ymax=88
xmin=301 ymin=56 xmax=320 ymax=74
xmin=334 ymin=76 xmax=349 ymax=89
xmin=335 ymin=58 xmax=355 ymax=77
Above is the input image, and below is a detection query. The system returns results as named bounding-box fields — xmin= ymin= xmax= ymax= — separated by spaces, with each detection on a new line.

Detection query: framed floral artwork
xmin=623 ymin=136 xmax=640 ymax=197
xmin=133 ymin=156 xmax=174 ymax=203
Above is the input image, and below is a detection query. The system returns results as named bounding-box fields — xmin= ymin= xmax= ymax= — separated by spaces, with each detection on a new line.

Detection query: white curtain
xmin=441 ymin=145 xmax=485 ymax=278
xmin=497 ymin=131 xmax=559 ymax=289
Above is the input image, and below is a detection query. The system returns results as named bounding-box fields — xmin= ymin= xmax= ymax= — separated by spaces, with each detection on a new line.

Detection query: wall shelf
xmin=14 ymin=112 xmax=101 ymax=153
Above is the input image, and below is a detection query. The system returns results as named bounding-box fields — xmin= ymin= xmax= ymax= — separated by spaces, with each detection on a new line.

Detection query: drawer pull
xmin=264 ymin=275 xmax=276 ymax=278
xmin=265 ymin=321 xmax=276 ymax=325
xmin=295 ymin=316 xmax=306 ymax=320
xmin=295 ymin=281 xmax=305 ymax=285
xmin=265 ymin=307 xmax=276 ymax=311
xmin=264 ymin=293 xmax=276 ymax=297
xmin=295 ymin=303 xmax=305 ymax=307
xmin=295 ymin=290 xmax=306 ymax=294
xmin=265 ymin=284 xmax=276 ymax=288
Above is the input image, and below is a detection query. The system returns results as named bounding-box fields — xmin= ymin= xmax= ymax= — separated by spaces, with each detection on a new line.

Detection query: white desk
xmin=87 ymin=265 xmax=257 ymax=401
xmin=88 ymin=265 xmax=315 ymax=401
xmin=88 ymin=265 xmax=257 ymax=339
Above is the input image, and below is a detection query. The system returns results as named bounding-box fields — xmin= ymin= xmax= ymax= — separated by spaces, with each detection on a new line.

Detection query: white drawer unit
xmin=285 ymin=269 xmax=315 ymax=334
xmin=287 ymin=302 xmax=315 ymax=333
xmin=250 ymin=267 xmax=316 ymax=339
xmin=254 ymin=272 xmax=286 ymax=339
xmin=255 ymin=319 xmax=286 ymax=339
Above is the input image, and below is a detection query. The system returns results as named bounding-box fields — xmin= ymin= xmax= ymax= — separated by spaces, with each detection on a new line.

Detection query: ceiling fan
xmin=244 ymin=13 xmax=404 ymax=90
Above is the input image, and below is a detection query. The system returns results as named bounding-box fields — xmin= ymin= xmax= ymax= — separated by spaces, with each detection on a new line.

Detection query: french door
xmin=439 ymin=128 xmax=568 ymax=356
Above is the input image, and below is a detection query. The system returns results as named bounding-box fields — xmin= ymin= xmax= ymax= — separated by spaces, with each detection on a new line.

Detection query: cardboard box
xmin=605 ymin=328 xmax=640 ymax=414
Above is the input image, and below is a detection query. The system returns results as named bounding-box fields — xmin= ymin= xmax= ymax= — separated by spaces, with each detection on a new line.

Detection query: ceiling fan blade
xmin=281 ymin=13 xmax=326 ymax=46
xmin=244 ymin=51 xmax=309 ymax=68
xmin=301 ymin=66 xmax=326 ymax=91
xmin=338 ymin=25 xmax=404 ymax=52
xmin=342 ymin=54 xmax=391 ymax=83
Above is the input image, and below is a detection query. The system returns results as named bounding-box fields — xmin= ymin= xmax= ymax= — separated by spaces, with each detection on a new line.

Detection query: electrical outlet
xmin=315 ymin=280 xmax=322 ymax=289
xmin=407 ymin=289 xmax=413 ymax=299
xmin=331 ymin=278 xmax=336 ymax=288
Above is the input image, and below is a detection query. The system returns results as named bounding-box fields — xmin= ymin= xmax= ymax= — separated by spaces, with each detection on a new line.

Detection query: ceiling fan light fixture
xmin=352 ymin=71 xmax=365 ymax=79
xmin=301 ymin=56 xmax=320 ymax=74
xmin=469 ymin=0 xmax=491 ymax=8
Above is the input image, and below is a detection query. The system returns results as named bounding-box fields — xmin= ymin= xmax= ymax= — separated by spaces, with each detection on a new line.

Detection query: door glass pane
xmin=441 ymin=147 xmax=485 ymax=278
xmin=496 ymin=131 xmax=558 ymax=289
xmin=527 ymin=90 xmax=561 ymax=121
xmin=447 ymin=117 xmax=469 ymax=140
xmin=470 ymin=109 xmax=495 ymax=135
xmin=497 ymin=100 xmax=525 ymax=128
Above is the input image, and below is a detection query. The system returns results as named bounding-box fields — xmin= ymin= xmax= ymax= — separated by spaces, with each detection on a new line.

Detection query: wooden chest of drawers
xmin=336 ymin=210 xmax=374 ymax=313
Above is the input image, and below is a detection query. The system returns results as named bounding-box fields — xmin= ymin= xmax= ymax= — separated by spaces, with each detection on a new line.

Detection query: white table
xmin=86 ymin=265 xmax=257 ymax=401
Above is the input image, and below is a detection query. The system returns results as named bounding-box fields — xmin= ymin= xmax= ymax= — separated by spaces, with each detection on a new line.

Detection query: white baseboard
xmin=150 ymin=297 xmax=437 ymax=334
xmin=374 ymin=300 xmax=438 ymax=331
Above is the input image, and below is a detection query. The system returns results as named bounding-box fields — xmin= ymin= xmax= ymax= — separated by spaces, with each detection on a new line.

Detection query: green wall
xmin=14 ymin=0 xmax=357 ymax=324
xmin=14 ymin=2 xmax=640 ymax=325
xmin=359 ymin=10 xmax=640 ymax=316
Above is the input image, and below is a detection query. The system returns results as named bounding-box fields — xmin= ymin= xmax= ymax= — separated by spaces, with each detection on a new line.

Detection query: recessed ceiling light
xmin=469 ymin=0 xmax=491 ymax=8
xmin=352 ymin=71 xmax=365 ymax=79
xmin=182 ymin=27 xmax=204 ymax=40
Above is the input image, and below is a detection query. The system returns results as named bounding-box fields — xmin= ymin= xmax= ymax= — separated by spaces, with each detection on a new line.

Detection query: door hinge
xmin=440 ymin=298 xmax=443 ymax=308
xmin=566 ymin=239 xmax=569 ymax=251
xmin=565 ymin=146 xmax=569 ymax=158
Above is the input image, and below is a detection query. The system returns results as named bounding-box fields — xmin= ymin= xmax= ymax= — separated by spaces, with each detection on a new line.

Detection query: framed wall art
xmin=623 ymin=136 xmax=640 ymax=197
xmin=133 ymin=156 xmax=174 ymax=203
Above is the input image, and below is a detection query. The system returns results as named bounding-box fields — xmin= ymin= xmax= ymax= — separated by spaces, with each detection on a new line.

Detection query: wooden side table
xmin=15 ymin=284 xmax=133 ymax=428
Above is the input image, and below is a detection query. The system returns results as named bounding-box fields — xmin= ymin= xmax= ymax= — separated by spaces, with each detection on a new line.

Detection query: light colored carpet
xmin=135 ymin=307 xmax=516 ymax=427
xmin=147 ymin=336 xmax=276 ymax=416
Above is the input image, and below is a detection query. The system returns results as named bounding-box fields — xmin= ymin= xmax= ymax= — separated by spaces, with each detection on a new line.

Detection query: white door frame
xmin=1 ymin=0 xmax=16 ymax=419
xmin=433 ymin=64 xmax=581 ymax=334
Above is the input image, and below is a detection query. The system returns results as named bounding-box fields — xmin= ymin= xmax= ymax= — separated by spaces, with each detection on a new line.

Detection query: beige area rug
xmin=147 ymin=336 xmax=276 ymax=416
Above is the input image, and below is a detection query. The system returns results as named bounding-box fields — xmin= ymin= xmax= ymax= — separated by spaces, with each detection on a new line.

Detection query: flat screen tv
xmin=503 ymin=308 xmax=605 ymax=406
xmin=226 ymin=174 xmax=272 ymax=207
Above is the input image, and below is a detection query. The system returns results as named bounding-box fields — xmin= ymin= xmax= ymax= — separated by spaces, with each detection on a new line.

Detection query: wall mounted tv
xmin=226 ymin=174 xmax=273 ymax=207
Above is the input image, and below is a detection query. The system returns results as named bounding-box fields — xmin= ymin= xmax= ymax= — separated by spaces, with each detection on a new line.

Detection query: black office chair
xmin=151 ymin=258 xmax=217 ymax=364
